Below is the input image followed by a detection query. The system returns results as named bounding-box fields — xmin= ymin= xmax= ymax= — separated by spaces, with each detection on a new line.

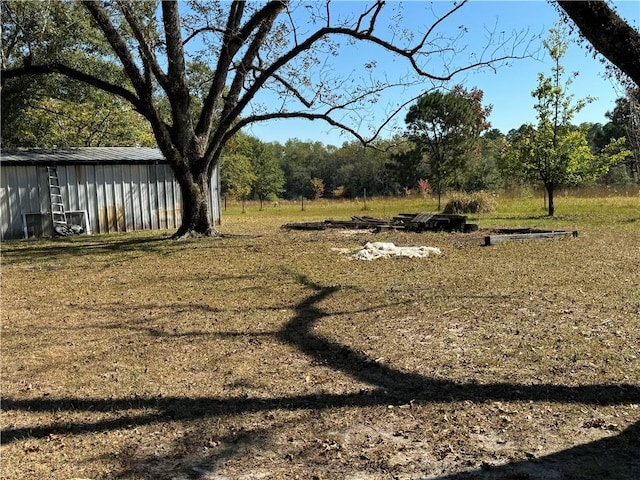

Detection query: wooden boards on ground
xmin=484 ymin=230 xmax=578 ymax=246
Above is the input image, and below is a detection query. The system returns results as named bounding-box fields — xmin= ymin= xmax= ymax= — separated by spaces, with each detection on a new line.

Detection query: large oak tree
xmin=2 ymin=0 xmax=530 ymax=237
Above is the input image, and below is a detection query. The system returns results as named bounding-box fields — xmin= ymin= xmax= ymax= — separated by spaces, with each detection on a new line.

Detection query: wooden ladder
xmin=47 ymin=166 xmax=68 ymax=230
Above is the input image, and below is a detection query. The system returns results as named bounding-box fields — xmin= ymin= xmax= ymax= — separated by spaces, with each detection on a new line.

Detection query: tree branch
xmin=162 ymin=1 xmax=199 ymax=153
xmin=196 ymin=1 xmax=286 ymax=139
xmin=117 ymin=0 xmax=170 ymax=92
xmin=161 ymin=1 xmax=188 ymax=94
xmin=557 ymin=0 xmax=640 ymax=86
xmin=183 ymin=26 xmax=224 ymax=47
xmin=224 ymin=7 xmax=282 ymax=118
xmin=225 ymin=22 xmax=513 ymax=145
xmin=270 ymin=73 xmax=315 ymax=108
xmin=413 ymin=0 xmax=467 ymax=55
xmin=356 ymin=1 xmax=384 ymax=34
xmin=82 ymin=1 xmax=148 ymax=99
xmin=227 ymin=112 xmax=369 ymax=150
xmin=210 ymin=1 xmax=533 ymax=159
xmin=194 ymin=1 xmax=246 ymax=138
xmin=223 ymin=85 xmax=436 ymax=152
xmin=1 ymin=62 xmax=141 ymax=109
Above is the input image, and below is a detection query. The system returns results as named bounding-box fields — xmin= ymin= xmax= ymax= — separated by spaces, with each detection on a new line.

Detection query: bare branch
xmin=286 ymin=6 xmax=299 ymax=45
xmin=356 ymin=1 xmax=384 ymax=34
xmin=1 ymin=62 xmax=141 ymax=109
xmin=413 ymin=0 xmax=468 ymax=55
xmin=227 ymin=78 xmax=433 ymax=153
xmin=227 ymin=19 xmax=521 ymax=141
xmin=365 ymin=91 xmax=439 ymax=145
xmin=196 ymin=1 xmax=286 ymax=138
xmin=117 ymin=1 xmax=169 ymax=91
xmin=270 ymin=73 xmax=315 ymax=108
xmin=225 ymin=9 xmax=282 ymax=111
xmin=183 ymin=26 xmax=224 ymax=47
xmin=226 ymin=111 xmax=369 ymax=153
xmin=325 ymin=1 xmax=331 ymax=28
xmin=82 ymin=1 xmax=147 ymax=98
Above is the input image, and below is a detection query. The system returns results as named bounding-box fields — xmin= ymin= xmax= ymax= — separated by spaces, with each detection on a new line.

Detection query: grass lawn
xmin=2 ymin=190 xmax=639 ymax=479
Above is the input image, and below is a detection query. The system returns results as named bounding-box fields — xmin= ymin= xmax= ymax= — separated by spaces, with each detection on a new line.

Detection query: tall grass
xmin=442 ymin=191 xmax=497 ymax=214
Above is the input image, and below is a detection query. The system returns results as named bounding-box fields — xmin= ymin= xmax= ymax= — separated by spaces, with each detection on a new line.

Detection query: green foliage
xmin=403 ymin=86 xmax=491 ymax=208
xmin=532 ymin=126 xmax=594 ymax=185
xmin=249 ymin=140 xmax=285 ymax=207
xmin=1 ymin=1 xmax=152 ymax=147
xmin=221 ymin=153 xmax=256 ymax=201
xmin=220 ymin=133 xmax=283 ymax=208
xmin=1 ymin=93 xmax=155 ymax=147
xmin=1 ymin=1 xmax=112 ymax=64
xmin=601 ymin=163 xmax=634 ymax=186
xmin=334 ymin=140 xmax=391 ymax=198
xmin=503 ymin=24 xmax=628 ymax=215
xmin=442 ymin=191 xmax=496 ymax=214
xmin=387 ymin=145 xmax=428 ymax=195
xmin=458 ymin=133 xmax=506 ymax=192
xmin=605 ymin=87 xmax=640 ymax=182
xmin=279 ymin=139 xmax=318 ymax=199
xmin=277 ymin=138 xmax=394 ymax=200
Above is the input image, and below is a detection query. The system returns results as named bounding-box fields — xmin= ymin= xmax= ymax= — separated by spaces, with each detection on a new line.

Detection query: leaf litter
xmin=1 ymin=217 xmax=639 ymax=479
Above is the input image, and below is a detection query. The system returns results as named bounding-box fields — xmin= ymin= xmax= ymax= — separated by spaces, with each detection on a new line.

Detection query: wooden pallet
xmin=283 ymin=212 xmax=477 ymax=233
xmin=394 ymin=213 xmax=472 ymax=232
xmin=484 ymin=229 xmax=578 ymax=246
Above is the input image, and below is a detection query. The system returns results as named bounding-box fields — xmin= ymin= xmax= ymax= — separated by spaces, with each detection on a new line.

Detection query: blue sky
xmin=245 ymin=0 xmax=640 ymax=146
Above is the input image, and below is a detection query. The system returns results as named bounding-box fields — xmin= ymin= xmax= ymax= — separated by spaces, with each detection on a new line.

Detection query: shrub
xmin=310 ymin=177 xmax=325 ymax=199
xmin=332 ymin=185 xmax=345 ymax=198
xmin=443 ymin=191 xmax=496 ymax=214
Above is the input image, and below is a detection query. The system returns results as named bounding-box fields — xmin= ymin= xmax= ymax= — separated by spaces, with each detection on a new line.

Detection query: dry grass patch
xmin=2 ymin=195 xmax=639 ymax=479
xmin=443 ymin=192 xmax=497 ymax=214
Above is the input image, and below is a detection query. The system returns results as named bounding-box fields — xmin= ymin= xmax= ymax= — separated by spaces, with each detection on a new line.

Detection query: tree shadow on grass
xmin=2 ymin=275 xmax=639 ymax=478
xmin=429 ymin=420 xmax=640 ymax=479
xmin=1 ymin=233 xmax=232 ymax=265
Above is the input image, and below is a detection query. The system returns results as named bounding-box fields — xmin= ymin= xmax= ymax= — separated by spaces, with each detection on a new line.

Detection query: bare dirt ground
xmin=2 ymin=214 xmax=639 ymax=479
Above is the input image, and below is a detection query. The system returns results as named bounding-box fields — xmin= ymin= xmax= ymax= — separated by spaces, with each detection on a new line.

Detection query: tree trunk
xmin=172 ymin=170 xmax=218 ymax=239
xmin=546 ymin=183 xmax=555 ymax=217
xmin=557 ymin=1 xmax=640 ymax=86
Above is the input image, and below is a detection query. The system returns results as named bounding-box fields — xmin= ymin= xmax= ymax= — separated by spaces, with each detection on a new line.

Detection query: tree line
xmin=221 ymin=87 xmax=637 ymax=212
xmin=220 ymin=24 xmax=638 ymax=219
xmin=214 ymin=25 xmax=640 ymax=217
xmin=2 ymin=1 xmax=638 ymax=234
xmin=3 ymin=21 xmax=638 ymax=217
xmin=3 ymin=73 xmax=637 ymax=214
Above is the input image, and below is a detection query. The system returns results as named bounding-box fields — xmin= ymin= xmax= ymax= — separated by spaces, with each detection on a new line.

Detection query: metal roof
xmin=1 ymin=147 xmax=167 ymax=165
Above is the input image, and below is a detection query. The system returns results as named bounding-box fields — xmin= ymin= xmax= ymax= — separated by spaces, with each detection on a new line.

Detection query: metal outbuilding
xmin=0 ymin=147 xmax=221 ymax=240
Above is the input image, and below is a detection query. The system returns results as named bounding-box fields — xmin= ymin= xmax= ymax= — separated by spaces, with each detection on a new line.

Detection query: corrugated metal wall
xmin=0 ymin=163 xmax=221 ymax=240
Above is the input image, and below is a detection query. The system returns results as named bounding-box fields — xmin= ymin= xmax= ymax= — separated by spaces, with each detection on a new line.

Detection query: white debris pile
xmin=349 ymin=242 xmax=442 ymax=261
